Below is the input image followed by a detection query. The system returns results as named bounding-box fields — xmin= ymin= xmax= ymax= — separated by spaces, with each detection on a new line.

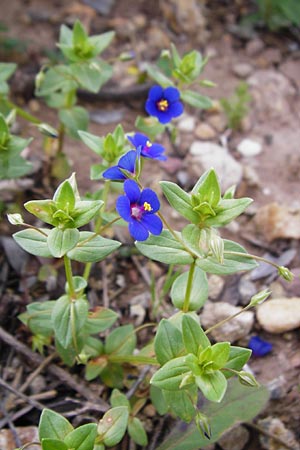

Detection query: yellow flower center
xmin=157 ymin=99 xmax=169 ymax=112
xmin=146 ymin=140 xmax=152 ymax=147
xmin=143 ymin=202 xmax=152 ymax=212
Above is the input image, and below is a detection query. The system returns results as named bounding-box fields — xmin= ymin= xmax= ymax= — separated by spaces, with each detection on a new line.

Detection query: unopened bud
xmin=195 ymin=412 xmax=211 ymax=439
xmin=238 ymin=371 xmax=260 ymax=387
xmin=35 ymin=70 xmax=45 ymax=89
xmin=278 ymin=266 xmax=294 ymax=282
xmin=179 ymin=372 xmax=194 ymax=389
xmin=37 ymin=123 xmax=58 ymax=138
xmin=7 ymin=213 xmax=24 ymax=225
xmin=209 ymin=232 xmax=224 ymax=264
xmin=249 ymin=289 xmax=271 ymax=307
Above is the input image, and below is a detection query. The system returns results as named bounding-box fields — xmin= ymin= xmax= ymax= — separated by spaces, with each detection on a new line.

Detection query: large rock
xmin=254 ymin=202 xmax=300 ymax=241
xmin=257 ymin=297 xmax=300 ymax=333
xmin=189 ymin=142 xmax=243 ymax=191
xmin=201 ymin=301 xmax=254 ymax=342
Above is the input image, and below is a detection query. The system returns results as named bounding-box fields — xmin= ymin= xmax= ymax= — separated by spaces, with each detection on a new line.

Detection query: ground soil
xmin=0 ymin=1 xmax=300 ymax=449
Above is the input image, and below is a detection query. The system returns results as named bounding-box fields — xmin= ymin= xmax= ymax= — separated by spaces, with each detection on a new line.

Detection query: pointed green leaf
xmin=206 ymin=198 xmax=253 ymax=227
xmin=64 ymin=423 xmax=97 ymax=450
xmin=24 ymin=200 xmax=56 ymax=225
xmin=39 ymin=409 xmax=73 ymax=440
xmin=154 ymin=319 xmax=185 ymax=365
xmin=83 ymin=307 xmax=118 ymax=334
xmin=136 ymin=230 xmax=194 ymax=265
xmin=163 ymin=386 xmax=197 ymax=422
xmin=78 ymin=130 xmax=103 ymax=155
xmin=210 ymin=342 xmax=231 ymax=370
xmin=47 ymin=228 xmax=80 ymax=258
xmin=67 ymin=232 xmax=121 ymax=263
xmin=181 ymin=90 xmax=212 ymax=109
xmin=150 ymin=356 xmax=191 ymax=391
xmin=41 ymin=438 xmax=68 ymax=450
xmin=110 ymin=389 xmax=130 ymax=408
xmin=195 ymin=371 xmax=227 ymax=402
xmin=71 ymin=200 xmax=103 ymax=228
xmin=160 ymin=181 xmax=199 ymax=223
xmin=13 ymin=228 xmax=52 ymax=258
xmin=59 ymin=106 xmax=89 ymax=139
xmin=128 ymin=417 xmax=148 ymax=446
xmin=146 ymin=64 xmax=173 ymax=87
xmin=182 ymin=315 xmax=210 ymax=356
xmin=53 ymin=180 xmax=75 ymax=211
xmin=89 ymin=30 xmax=115 ymax=55
xmin=223 ymin=346 xmax=252 ymax=378
xmin=105 ymin=324 xmax=136 ymax=356
xmin=19 ymin=301 xmax=56 ymax=337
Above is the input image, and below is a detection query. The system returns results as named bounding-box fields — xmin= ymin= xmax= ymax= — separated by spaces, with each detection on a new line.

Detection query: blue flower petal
xmin=103 ymin=166 xmax=125 ymax=180
xmin=145 ymin=99 xmax=159 ymax=117
xmin=128 ymin=133 xmax=147 ymax=149
xmin=139 ymin=188 xmax=160 ymax=213
xmin=116 ymin=195 xmax=131 ymax=221
xmin=118 ymin=150 xmax=138 ymax=173
xmin=142 ymin=143 xmax=166 ymax=160
xmin=141 ymin=214 xmax=163 ymax=235
xmin=171 ymin=101 xmax=184 ymax=117
xmin=148 ymin=85 xmax=163 ymax=101
xmin=124 ymin=179 xmax=141 ymax=203
xmin=248 ymin=336 xmax=273 ymax=357
xmin=164 ymin=86 xmax=180 ymax=102
xmin=156 ymin=110 xmax=173 ymax=124
xmin=129 ymin=220 xmax=149 ymax=241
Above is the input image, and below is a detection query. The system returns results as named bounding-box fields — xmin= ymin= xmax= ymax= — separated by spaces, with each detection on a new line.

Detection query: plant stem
xmin=223 ymin=250 xmax=280 ymax=270
xmin=64 ymin=255 xmax=76 ymax=300
xmin=57 ymin=122 xmax=65 ymax=154
xmin=205 ymin=304 xmax=251 ymax=335
xmin=182 ymin=261 xmax=196 ymax=312
xmin=4 ymin=99 xmax=41 ymax=124
xmin=108 ymin=354 xmax=158 ymax=366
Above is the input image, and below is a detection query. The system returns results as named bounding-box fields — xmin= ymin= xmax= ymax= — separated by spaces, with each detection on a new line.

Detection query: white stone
xmin=190 ymin=141 xmax=243 ymax=191
xmin=257 ymin=297 xmax=300 ymax=333
xmin=177 ymin=115 xmax=196 ymax=132
xmin=237 ymin=138 xmax=262 ymax=157
xmin=201 ymin=301 xmax=254 ymax=342
xmin=232 ymin=62 xmax=254 ymax=78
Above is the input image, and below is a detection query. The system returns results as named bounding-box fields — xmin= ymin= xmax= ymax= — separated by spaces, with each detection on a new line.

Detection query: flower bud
xmin=278 ymin=266 xmax=294 ymax=282
xmin=238 ymin=371 xmax=260 ymax=387
xmin=209 ymin=231 xmax=224 ymax=264
xmin=7 ymin=213 xmax=24 ymax=225
xmin=36 ymin=123 xmax=58 ymax=138
xmin=249 ymin=289 xmax=271 ymax=307
xmin=195 ymin=411 xmax=211 ymax=439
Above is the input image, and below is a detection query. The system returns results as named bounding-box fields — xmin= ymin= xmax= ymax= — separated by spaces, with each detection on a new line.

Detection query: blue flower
xmin=127 ymin=133 xmax=167 ymax=161
xmin=248 ymin=336 xmax=273 ymax=357
xmin=145 ymin=85 xmax=184 ymax=124
xmin=102 ymin=150 xmax=138 ymax=181
xmin=116 ymin=179 xmax=163 ymax=241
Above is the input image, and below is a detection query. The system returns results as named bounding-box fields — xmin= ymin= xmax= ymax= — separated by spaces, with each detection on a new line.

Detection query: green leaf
xmin=136 ymin=230 xmax=194 ymax=265
xmin=59 ymin=106 xmax=89 ymax=139
xmin=128 ymin=417 xmax=148 ymax=446
xmin=97 ymin=406 xmax=129 ymax=447
xmin=53 ymin=180 xmax=76 ymax=211
xmin=192 ymin=169 xmax=221 ymax=208
xmin=72 ymin=20 xmax=88 ymax=48
xmin=71 ymin=200 xmax=103 ymax=228
xmin=223 ymin=346 xmax=252 ymax=378
xmin=160 ymin=181 xmax=199 ymax=224
xmin=47 ymin=228 xmax=80 ymax=258
xmin=105 ymin=324 xmax=136 ymax=356
xmin=100 ymin=363 xmax=124 ymax=388
xmin=150 ymin=356 xmax=191 ymax=391
xmin=71 ymin=61 xmax=113 ymax=93
xmin=163 ymin=386 xmax=197 ymax=422
xmin=154 ymin=319 xmax=185 ymax=365
xmin=83 ymin=307 xmax=119 ymax=334
xmin=181 ymin=90 xmax=212 ymax=109
xmin=64 ymin=423 xmax=97 ymax=450
xmin=39 ymin=409 xmax=73 ymax=441
xmin=156 ymin=379 xmax=270 ymax=450
xmin=55 ymin=338 xmax=77 ymax=366
xmin=146 ymin=63 xmax=173 ymax=87
xmin=41 ymin=438 xmax=68 ymax=450
xmin=13 ymin=228 xmax=52 ymax=258
xmin=195 ymin=371 xmax=227 ymax=402
xmin=205 ymin=198 xmax=253 ymax=227
xmin=89 ymin=30 xmax=115 ymax=55
xmin=78 ymin=130 xmax=103 ymax=155
xmin=171 ymin=268 xmax=208 ymax=311
xmin=110 ymin=389 xmax=130 ymax=408
xmin=19 ymin=301 xmax=56 ymax=337
xmin=52 ymin=295 xmax=88 ymax=348
xmin=196 ymin=240 xmax=258 ymax=275
xmin=0 ymin=62 xmax=17 ymax=82
xmin=135 ymin=115 xmax=165 ymax=141
xmin=210 ymin=342 xmax=231 ymax=370
xmin=67 ymin=232 xmax=121 ymax=263
xmin=182 ymin=315 xmax=210 ymax=356
xmin=36 ymin=65 xmax=78 ymax=97
xmin=24 ymin=199 xmax=56 ymax=225
xmin=85 ymin=357 xmax=108 ymax=381
xmin=150 ymin=385 xmax=169 ymax=415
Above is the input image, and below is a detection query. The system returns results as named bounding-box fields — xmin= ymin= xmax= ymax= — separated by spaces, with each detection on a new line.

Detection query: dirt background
xmin=0 ymin=0 xmax=300 ymax=449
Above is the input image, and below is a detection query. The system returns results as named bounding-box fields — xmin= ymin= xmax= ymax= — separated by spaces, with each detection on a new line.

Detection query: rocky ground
xmin=0 ymin=1 xmax=300 ymax=449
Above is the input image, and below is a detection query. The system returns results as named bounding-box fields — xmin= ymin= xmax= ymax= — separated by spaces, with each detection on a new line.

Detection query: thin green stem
xmin=224 ymin=250 xmax=281 ymax=270
xmin=57 ymin=123 xmax=65 ymax=154
xmin=64 ymin=255 xmax=76 ymax=300
xmin=108 ymin=354 xmax=158 ymax=366
xmin=205 ymin=304 xmax=251 ymax=335
xmin=4 ymin=99 xmax=41 ymax=124
xmin=94 ymin=179 xmax=112 ymax=234
xmin=70 ymin=301 xmax=79 ymax=355
xmin=182 ymin=261 xmax=196 ymax=312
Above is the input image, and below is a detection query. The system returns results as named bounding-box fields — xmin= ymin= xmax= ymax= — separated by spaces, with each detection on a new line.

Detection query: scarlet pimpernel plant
xmin=6 ymin=19 xmax=294 ymax=450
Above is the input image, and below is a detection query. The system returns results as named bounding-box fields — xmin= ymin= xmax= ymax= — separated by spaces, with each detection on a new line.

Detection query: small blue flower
xmin=248 ymin=336 xmax=273 ymax=357
xmin=145 ymin=85 xmax=184 ymax=124
xmin=102 ymin=150 xmax=138 ymax=181
xmin=116 ymin=179 xmax=163 ymax=241
xmin=127 ymin=133 xmax=167 ymax=161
